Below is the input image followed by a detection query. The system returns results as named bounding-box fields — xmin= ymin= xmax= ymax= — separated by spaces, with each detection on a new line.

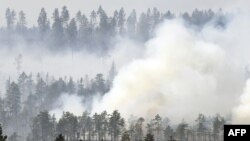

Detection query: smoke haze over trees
xmin=0 ymin=5 xmax=246 ymax=141
xmin=0 ymin=7 xmax=227 ymax=54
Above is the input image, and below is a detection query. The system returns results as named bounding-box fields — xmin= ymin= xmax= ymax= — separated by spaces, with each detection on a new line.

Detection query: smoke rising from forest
xmin=0 ymin=39 xmax=143 ymax=93
xmin=93 ymin=12 xmax=250 ymax=123
xmin=232 ymin=80 xmax=250 ymax=124
xmin=0 ymin=4 xmax=250 ymax=141
xmin=50 ymin=93 xmax=85 ymax=118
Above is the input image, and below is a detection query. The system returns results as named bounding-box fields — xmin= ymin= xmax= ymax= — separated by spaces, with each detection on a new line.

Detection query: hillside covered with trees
xmin=0 ymin=6 xmax=229 ymax=141
xmin=0 ymin=6 xmax=227 ymax=54
xmin=0 ymin=69 xmax=226 ymax=141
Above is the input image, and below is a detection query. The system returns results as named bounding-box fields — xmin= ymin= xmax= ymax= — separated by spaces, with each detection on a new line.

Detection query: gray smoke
xmin=93 ymin=13 xmax=250 ymax=123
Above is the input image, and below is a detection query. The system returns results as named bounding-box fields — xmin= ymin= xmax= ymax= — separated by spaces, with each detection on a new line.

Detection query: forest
xmin=0 ymin=70 xmax=225 ymax=141
xmin=0 ymin=6 xmax=227 ymax=54
xmin=0 ymin=6 xmax=229 ymax=141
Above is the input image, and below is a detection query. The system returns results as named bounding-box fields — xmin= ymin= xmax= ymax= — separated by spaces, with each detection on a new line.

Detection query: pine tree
xmin=118 ymin=8 xmax=126 ymax=34
xmin=61 ymin=6 xmax=70 ymax=27
xmin=37 ymin=8 xmax=50 ymax=38
xmin=121 ymin=131 xmax=130 ymax=141
xmin=144 ymin=133 xmax=154 ymax=141
xmin=5 ymin=8 xmax=16 ymax=31
xmin=127 ymin=9 xmax=137 ymax=37
xmin=66 ymin=18 xmax=77 ymax=45
xmin=152 ymin=8 xmax=160 ymax=29
xmin=0 ymin=99 xmax=7 ymax=128
xmin=97 ymin=6 xmax=110 ymax=38
xmin=77 ymin=13 xmax=90 ymax=44
xmin=93 ymin=74 xmax=106 ymax=94
xmin=57 ymin=112 xmax=78 ymax=141
xmin=90 ymin=10 xmax=97 ymax=27
xmin=16 ymin=11 xmax=27 ymax=34
xmin=135 ymin=117 xmax=144 ymax=141
xmin=0 ymin=124 xmax=7 ymax=141
xmin=52 ymin=8 xmax=64 ymax=46
xmin=35 ymin=78 xmax=47 ymax=104
xmin=31 ymin=111 xmax=54 ymax=141
xmin=6 ymin=82 xmax=21 ymax=117
xmin=79 ymin=111 xmax=90 ymax=141
xmin=163 ymin=11 xmax=175 ymax=20
xmin=196 ymin=114 xmax=206 ymax=132
xmin=164 ymin=126 xmax=173 ymax=141
xmin=176 ymin=120 xmax=188 ymax=141
xmin=109 ymin=110 xmax=125 ymax=141
xmin=110 ymin=10 xmax=118 ymax=35
xmin=40 ymin=111 xmax=54 ymax=141
xmin=55 ymin=134 xmax=65 ymax=141
xmin=137 ymin=12 xmax=149 ymax=41
xmin=77 ymin=78 xmax=85 ymax=96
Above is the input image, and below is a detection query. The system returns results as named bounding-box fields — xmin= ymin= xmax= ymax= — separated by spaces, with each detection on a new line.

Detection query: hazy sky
xmin=0 ymin=0 xmax=249 ymax=26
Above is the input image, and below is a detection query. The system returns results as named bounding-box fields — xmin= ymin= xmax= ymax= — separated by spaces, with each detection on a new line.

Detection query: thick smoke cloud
xmin=93 ymin=14 xmax=250 ymax=123
xmin=233 ymin=80 xmax=250 ymax=124
xmin=1 ymin=7 xmax=250 ymax=125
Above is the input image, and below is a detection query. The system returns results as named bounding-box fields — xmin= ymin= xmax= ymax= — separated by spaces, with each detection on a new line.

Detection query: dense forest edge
xmin=0 ymin=6 xmax=227 ymax=54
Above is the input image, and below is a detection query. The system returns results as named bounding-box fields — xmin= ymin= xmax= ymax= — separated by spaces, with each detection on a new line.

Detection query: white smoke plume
xmin=93 ymin=14 xmax=250 ymax=123
xmin=50 ymin=93 xmax=85 ymax=119
xmin=233 ymin=79 xmax=250 ymax=124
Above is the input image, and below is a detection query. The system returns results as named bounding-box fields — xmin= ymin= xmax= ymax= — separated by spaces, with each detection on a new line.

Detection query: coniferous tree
xmin=163 ymin=10 xmax=175 ymax=20
xmin=100 ymin=111 xmax=108 ymax=141
xmin=118 ymin=8 xmax=126 ymax=34
xmin=93 ymin=74 xmax=106 ymax=94
xmin=61 ymin=6 xmax=70 ymax=27
xmin=110 ymin=10 xmax=118 ymax=35
xmin=66 ymin=18 xmax=77 ymax=45
xmin=55 ymin=134 xmax=65 ymax=141
xmin=109 ymin=110 xmax=125 ymax=141
xmin=5 ymin=8 xmax=16 ymax=31
xmin=121 ymin=131 xmax=130 ymax=141
xmin=152 ymin=8 xmax=160 ymax=29
xmin=35 ymin=78 xmax=47 ymax=104
xmin=79 ymin=111 xmax=90 ymax=141
xmin=0 ymin=125 xmax=7 ymax=141
xmin=196 ymin=114 xmax=206 ymax=133
xmin=6 ymin=82 xmax=21 ymax=118
xmin=57 ymin=112 xmax=78 ymax=141
xmin=90 ymin=10 xmax=97 ymax=28
xmin=127 ymin=9 xmax=137 ymax=38
xmin=134 ymin=117 xmax=144 ymax=141
xmin=0 ymin=99 xmax=7 ymax=128
xmin=77 ymin=78 xmax=85 ymax=96
xmin=77 ymin=12 xmax=90 ymax=45
xmin=85 ymin=115 xmax=93 ymax=141
xmin=213 ymin=114 xmax=225 ymax=141
xmin=97 ymin=6 xmax=110 ymax=47
xmin=31 ymin=111 xmax=54 ymax=141
xmin=52 ymin=8 xmax=64 ymax=46
xmin=37 ymin=8 xmax=50 ymax=38
xmin=153 ymin=114 xmax=163 ymax=141
xmin=144 ymin=133 xmax=154 ymax=141
xmin=137 ymin=12 xmax=149 ymax=41
xmin=176 ymin=120 xmax=188 ymax=141
xmin=16 ymin=11 xmax=27 ymax=34
xmin=164 ymin=126 xmax=173 ymax=141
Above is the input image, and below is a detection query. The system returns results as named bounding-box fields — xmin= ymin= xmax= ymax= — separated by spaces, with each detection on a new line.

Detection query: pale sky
xmin=0 ymin=0 xmax=249 ymax=26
